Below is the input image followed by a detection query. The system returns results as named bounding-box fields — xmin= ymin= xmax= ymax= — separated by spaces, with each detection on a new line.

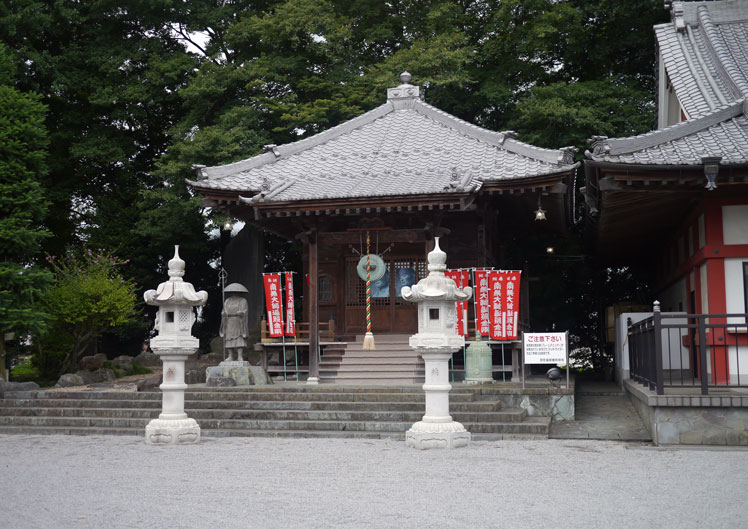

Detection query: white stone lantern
xmin=143 ymin=245 xmax=208 ymax=445
xmin=401 ymin=237 xmax=473 ymax=449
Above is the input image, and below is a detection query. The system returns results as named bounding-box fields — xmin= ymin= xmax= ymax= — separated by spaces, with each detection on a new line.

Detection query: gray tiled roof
xmin=190 ymin=80 xmax=577 ymax=204
xmin=587 ymin=1 xmax=748 ymax=166
xmin=588 ymin=100 xmax=748 ymax=165
xmin=656 ymin=1 xmax=748 ymax=118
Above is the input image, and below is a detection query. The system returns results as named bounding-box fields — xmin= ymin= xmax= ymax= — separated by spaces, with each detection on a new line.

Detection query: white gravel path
xmin=1 ymin=434 xmax=747 ymax=529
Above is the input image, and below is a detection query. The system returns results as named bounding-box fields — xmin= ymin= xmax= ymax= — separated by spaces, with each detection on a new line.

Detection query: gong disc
xmin=356 ymin=254 xmax=386 ymax=282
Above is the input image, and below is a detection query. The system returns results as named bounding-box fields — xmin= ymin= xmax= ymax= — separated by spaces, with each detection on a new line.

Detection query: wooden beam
xmin=318 ymin=229 xmax=425 ymax=245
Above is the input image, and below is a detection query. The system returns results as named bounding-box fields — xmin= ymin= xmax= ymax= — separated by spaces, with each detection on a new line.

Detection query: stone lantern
xmin=401 ymin=237 xmax=473 ymax=449
xmin=143 ymin=245 xmax=208 ymax=445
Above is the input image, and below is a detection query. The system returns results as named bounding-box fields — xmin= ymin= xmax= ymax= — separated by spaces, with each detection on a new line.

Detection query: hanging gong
xmin=356 ymin=254 xmax=386 ymax=282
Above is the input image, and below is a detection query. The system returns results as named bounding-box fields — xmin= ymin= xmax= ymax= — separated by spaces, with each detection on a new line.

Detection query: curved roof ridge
xmin=587 ymin=99 xmax=744 ymax=157
xmin=195 ymin=102 xmax=394 ymax=180
xmin=413 ymin=99 xmax=574 ymax=166
xmin=697 ymin=4 xmax=748 ymax=98
xmin=655 ymin=23 xmax=711 ymax=116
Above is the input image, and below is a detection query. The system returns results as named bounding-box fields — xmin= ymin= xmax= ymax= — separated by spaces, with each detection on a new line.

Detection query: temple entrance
xmin=344 ymin=254 xmax=426 ymax=335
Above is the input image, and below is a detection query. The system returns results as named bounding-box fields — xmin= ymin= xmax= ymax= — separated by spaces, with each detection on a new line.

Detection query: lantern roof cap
xmin=144 ymin=245 xmax=208 ymax=306
xmin=401 ymin=238 xmax=472 ymax=302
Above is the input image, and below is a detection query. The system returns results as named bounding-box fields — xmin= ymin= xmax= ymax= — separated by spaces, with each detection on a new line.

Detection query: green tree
xmin=0 ymin=0 xmax=670 ymax=370
xmin=508 ymin=79 xmax=656 ymax=151
xmin=1 ymin=1 xmax=219 ymax=353
xmin=0 ymin=43 xmax=51 ymax=380
xmin=38 ymin=251 xmax=138 ymax=375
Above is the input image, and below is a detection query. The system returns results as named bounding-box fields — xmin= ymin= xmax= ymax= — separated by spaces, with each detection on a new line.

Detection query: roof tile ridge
xmin=586 ymin=99 xmax=744 ymax=158
xmin=674 ymin=22 xmax=717 ymax=112
xmin=413 ymin=100 xmax=573 ymax=166
xmin=196 ymin=102 xmax=394 ymax=181
xmin=502 ymin=137 xmax=577 ymax=166
xmin=655 ymin=21 xmax=706 ymax=116
xmin=413 ymin=99 xmax=506 ymax=145
xmin=686 ymin=24 xmax=728 ymax=106
xmin=276 ymin=102 xmax=394 ymax=158
xmin=697 ymin=4 xmax=748 ymax=99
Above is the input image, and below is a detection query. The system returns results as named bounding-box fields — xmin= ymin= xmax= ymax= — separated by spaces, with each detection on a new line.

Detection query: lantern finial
xmin=167 ymin=245 xmax=185 ymax=280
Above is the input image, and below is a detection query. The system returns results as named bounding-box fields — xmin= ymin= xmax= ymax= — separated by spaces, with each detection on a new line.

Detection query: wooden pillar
xmin=308 ymin=230 xmax=320 ymax=384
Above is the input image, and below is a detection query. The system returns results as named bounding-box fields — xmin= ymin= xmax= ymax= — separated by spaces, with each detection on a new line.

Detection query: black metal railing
xmin=628 ymin=302 xmax=748 ymax=395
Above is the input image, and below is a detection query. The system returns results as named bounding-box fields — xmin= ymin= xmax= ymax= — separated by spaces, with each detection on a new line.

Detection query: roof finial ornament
xmin=388 ymin=71 xmax=421 ymax=103
xmin=672 ymin=1 xmax=685 ymax=32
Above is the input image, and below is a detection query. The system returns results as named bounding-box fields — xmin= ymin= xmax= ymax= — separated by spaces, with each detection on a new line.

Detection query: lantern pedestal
xmin=145 ymin=348 xmax=200 ymax=445
xmin=405 ymin=341 xmax=470 ymax=449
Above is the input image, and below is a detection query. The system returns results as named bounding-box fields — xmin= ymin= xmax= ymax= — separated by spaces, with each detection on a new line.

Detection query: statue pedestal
xmin=405 ymin=347 xmax=470 ymax=450
xmin=206 ymin=364 xmax=272 ymax=386
xmin=145 ymin=348 xmax=200 ymax=445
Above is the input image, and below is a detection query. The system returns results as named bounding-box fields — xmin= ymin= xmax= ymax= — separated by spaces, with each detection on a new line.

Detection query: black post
xmin=626 ymin=317 xmax=633 ymax=382
xmin=698 ymin=316 xmax=709 ymax=395
xmin=653 ymin=301 xmax=664 ymax=395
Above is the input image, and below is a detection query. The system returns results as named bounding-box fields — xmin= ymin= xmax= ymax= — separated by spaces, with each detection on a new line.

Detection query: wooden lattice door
xmin=344 ymin=255 xmax=426 ymax=334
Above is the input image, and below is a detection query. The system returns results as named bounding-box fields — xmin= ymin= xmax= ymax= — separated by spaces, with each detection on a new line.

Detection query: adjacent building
xmin=584 ymin=0 xmax=748 ymax=387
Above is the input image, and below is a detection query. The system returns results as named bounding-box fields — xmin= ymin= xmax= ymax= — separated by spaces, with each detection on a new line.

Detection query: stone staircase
xmin=0 ymin=386 xmax=550 ymax=440
xmin=319 ymin=334 xmax=425 ymax=385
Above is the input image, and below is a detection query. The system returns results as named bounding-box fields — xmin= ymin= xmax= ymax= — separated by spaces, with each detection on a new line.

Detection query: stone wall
xmin=625 ymin=379 xmax=748 ymax=445
xmin=477 ymin=386 xmax=575 ymax=421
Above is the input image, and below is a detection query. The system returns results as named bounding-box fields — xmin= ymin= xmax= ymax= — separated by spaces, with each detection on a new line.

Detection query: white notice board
xmin=523 ymin=332 xmax=568 ymax=364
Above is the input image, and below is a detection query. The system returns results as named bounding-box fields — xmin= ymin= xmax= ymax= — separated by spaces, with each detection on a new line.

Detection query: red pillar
xmin=703 ymin=200 xmax=729 ymax=384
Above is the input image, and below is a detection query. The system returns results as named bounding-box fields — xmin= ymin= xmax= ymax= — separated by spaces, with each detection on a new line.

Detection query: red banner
xmin=263 ymin=274 xmax=284 ymax=337
xmin=488 ymin=271 xmax=504 ymax=340
xmin=474 ymin=269 xmax=491 ymax=337
xmin=284 ymin=272 xmax=295 ymax=337
xmin=487 ymin=271 xmax=521 ymax=340
xmin=445 ymin=270 xmax=467 ymax=336
xmin=458 ymin=270 xmax=469 ymax=336
xmin=504 ymin=271 xmax=521 ymax=340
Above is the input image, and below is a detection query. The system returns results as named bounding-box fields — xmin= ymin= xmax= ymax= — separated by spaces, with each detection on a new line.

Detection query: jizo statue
xmin=220 ymin=283 xmax=249 ymax=363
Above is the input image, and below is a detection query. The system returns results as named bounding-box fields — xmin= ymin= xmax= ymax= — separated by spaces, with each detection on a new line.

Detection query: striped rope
xmin=365 ymin=232 xmax=371 ymax=333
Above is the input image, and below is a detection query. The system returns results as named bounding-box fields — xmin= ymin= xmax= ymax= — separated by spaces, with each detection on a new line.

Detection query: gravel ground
xmin=1 ymin=435 xmax=747 ymax=529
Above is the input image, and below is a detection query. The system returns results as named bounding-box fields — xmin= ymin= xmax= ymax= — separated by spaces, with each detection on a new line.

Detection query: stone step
xmin=332 ymin=365 xmax=424 ymax=373
xmin=0 ymin=424 xmax=548 ymax=441
xmin=2 ymin=390 xmax=479 ymax=403
xmin=0 ymin=425 xmax=403 ymax=439
xmin=351 ymin=334 xmax=411 ymax=344
xmin=317 ymin=375 xmax=426 ymax=384
xmin=335 ymin=357 xmax=423 ymax=365
xmin=341 ymin=349 xmax=421 ymax=356
xmin=0 ymin=406 xmax=524 ymax=423
xmin=0 ymin=398 xmax=501 ymax=413
xmin=0 ymin=415 xmax=545 ymax=434
xmin=0 ymin=383 xmax=552 ymax=439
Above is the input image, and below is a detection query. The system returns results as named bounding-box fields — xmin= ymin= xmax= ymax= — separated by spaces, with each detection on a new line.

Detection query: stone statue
xmin=219 ymin=283 xmax=249 ymax=364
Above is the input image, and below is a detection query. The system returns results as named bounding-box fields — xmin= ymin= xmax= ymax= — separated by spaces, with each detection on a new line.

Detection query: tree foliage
xmin=0 ymin=1 xmax=669 ymax=366
xmin=0 ymin=43 xmax=51 ymax=378
xmin=38 ymin=251 xmax=138 ymax=375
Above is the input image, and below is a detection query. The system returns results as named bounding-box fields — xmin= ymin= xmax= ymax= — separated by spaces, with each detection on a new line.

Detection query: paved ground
xmin=2 ymin=434 xmax=747 ymax=529
xmin=551 ymin=381 xmax=652 ymax=441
